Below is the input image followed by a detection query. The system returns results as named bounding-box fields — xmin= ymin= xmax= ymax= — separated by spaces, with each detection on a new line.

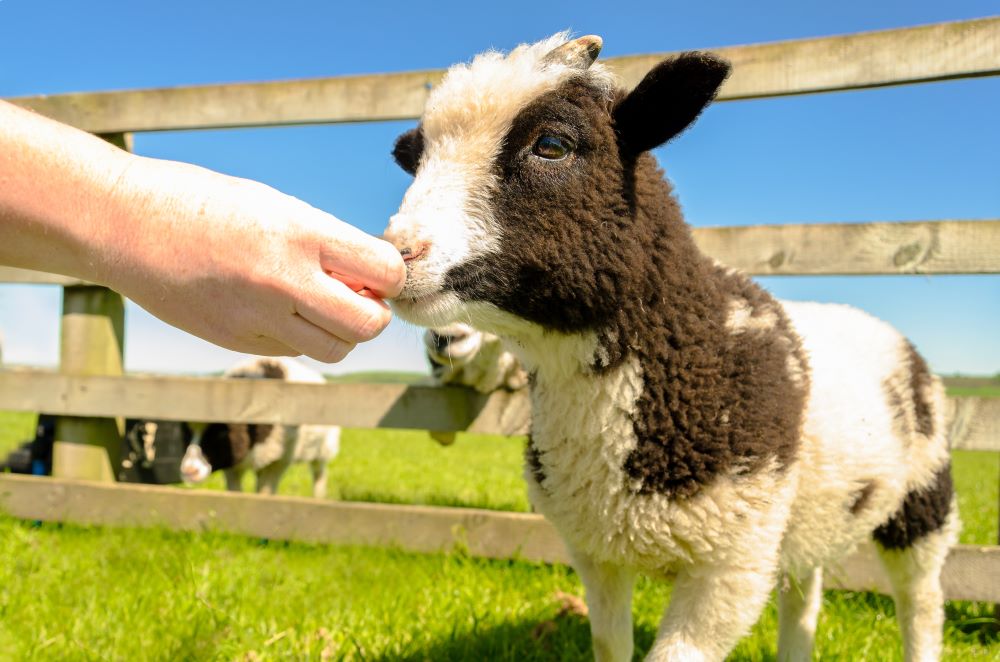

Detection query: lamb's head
xmin=385 ymin=33 xmax=730 ymax=337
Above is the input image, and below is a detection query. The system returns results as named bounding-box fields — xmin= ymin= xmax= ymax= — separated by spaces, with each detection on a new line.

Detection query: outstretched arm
xmin=0 ymin=100 xmax=405 ymax=362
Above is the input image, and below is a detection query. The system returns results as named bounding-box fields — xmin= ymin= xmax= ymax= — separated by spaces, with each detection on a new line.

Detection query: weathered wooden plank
xmin=0 ymin=266 xmax=88 ymax=286
xmin=4 ymin=220 xmax=998 ymax=287
xmin=0 ymin=370 xmax=498 ymax=432
xmin=613 ymin=16 xmax=1000 ymax=100
xmin=948 ymin=397 xmax=1000 ymax=452
xmin=0 ymin=474 xmax=568 ymax=564
xmin=52 ymin=283 xmax=126 ymax=482
xmin=691 ymin=220 xmax=1000 ymax=275
xmin=0 ymin=371 xmax=995 ymax=448
xmin=0 ymin=474 xmax=995 ymax=602
xmin=7 ymin=18 xmax=998 ymax=133
xmin=824 ymin=540 xmax=1000 ymax=603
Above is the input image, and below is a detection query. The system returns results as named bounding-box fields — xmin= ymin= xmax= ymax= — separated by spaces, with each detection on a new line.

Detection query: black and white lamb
xmin=425 ymin=323 xmax=528 ymax=393
xmin=180 ymin=357 xmax=340 ymax=498
xmin=384 ymin=34 xmax=957 ymax=662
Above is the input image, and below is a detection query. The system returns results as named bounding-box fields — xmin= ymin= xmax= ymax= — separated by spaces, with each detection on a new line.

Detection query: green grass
xmin=0 ymin=409 xmax=998 ymax=660
xmin=0 ymin=518 xmax=996 ymax=661
xmin=947 ymin=386 xmax=1000 ymax=398
xmin=324 ymin=371 xmax=429 ymax=385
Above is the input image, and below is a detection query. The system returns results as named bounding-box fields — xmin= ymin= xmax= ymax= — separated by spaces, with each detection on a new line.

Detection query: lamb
xmin=425 ymin=322 xmax=528 ymax=392
xmin=179 ymin=357 xmax=340 ymax=498
xmin=383 ymin=34 xmax=957 ymax=661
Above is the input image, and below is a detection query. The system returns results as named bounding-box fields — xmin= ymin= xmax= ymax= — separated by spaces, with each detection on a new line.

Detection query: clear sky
xmin=1 ymin=1 xmax=997 ymax=377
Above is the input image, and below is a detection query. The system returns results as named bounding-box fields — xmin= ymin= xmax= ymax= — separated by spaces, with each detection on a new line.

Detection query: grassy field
xmin=0 ymin=408 xmax=997 ymax=660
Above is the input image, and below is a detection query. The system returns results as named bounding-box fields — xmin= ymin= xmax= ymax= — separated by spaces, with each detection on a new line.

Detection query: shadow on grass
xmin=945 ymin=600 xmax=1000 ymax=644
xmin=369 ymin=613 xmax=780 ymax=662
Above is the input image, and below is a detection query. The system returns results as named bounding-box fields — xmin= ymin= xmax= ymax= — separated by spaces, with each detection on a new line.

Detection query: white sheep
xmin=384 ymin=34 xmax=957 ymax=662
xmin=179 ymin=357 xmax=340 ymax=498
xmin=425 ymin=322 xmax=528 ymax=393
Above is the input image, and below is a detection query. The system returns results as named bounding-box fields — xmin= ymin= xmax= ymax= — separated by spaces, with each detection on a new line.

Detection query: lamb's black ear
xmin=613 ymin=52 xmax=730 ymax=154
xmin=392 ymin=126 xmax=424 ymax=175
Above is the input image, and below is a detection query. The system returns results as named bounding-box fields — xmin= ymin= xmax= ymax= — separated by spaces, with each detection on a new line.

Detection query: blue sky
xmin=1 ymin=1 xmax=997 ymax=376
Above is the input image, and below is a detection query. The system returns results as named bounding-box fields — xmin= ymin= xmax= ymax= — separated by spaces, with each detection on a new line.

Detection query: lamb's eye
xmin=532 ymin=135 xmax=573 ymax=160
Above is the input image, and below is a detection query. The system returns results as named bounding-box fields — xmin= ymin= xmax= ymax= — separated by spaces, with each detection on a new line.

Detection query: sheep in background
xmin=425 ymin=322 xmax=528 ymax=393
xmin=384 ymin=34 xmax=957 ymax=662
xmin=179 ymin=357 xmax=340 ymax=498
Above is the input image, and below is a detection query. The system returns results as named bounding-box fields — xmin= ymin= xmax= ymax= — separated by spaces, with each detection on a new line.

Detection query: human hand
xmin=97 ymin=155 xmax=405 ymax=362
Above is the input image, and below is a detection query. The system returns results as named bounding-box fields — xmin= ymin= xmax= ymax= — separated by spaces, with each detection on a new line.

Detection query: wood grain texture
xmin=6 ymin=17 xmax=998 ymax=133
xmin=0 ymin=474 xmax=995 ymax=602
xmin=0 ymin=371 xmax=995 ymax=449
xmin=691 ymin=220 xmax=1000 ymax=275
xmin=0 ymin=474 xmax=568 ymax=564
xmin=52 ymin=284 xmax=126 ymax=481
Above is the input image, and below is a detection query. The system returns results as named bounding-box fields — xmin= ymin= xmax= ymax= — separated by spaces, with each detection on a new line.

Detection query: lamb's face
xmin=385 ymin=35 xmax=729 ymax=335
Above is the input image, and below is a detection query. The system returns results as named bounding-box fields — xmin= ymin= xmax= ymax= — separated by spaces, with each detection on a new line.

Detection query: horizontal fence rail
xmin=7 ymin=17 xmax=999 ymax=133
xmin=0 ymin=370 xmax=996 ymax=450
xmin=692 ymin=219 xmax=1000 ymax=276
xmin=0 ymin=370 xmax=533 ymax=436
xmin=0 ymin=474 xmax=996 ymax=603
xmin=3 ymin=219 xmax=999 ymax=287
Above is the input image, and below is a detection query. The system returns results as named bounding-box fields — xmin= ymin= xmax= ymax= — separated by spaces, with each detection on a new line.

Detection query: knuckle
xmin=316 ymin=339 xmax=354 ymax=363
xmin=352 ymin=305 xmax=391 ymax=342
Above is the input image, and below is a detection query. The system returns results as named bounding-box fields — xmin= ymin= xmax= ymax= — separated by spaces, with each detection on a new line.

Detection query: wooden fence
xmin=2 ymin=17 xmax=999 ymax=603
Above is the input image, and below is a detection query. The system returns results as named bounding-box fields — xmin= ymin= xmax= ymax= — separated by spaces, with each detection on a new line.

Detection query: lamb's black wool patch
xmin=905 ymin=341 xmax=935 ymax=437
xmin=443 ymin=64 xmax=807 ymax=498
xmin=873 ymin=463 xmax=953 ymax=550
xmin=199 ymin=423 xmax=274 ymax=471
xmin=392 ymin=127 xmax=425 ymax=175
xmin=525 ymin=435 xmax=547 ymax=488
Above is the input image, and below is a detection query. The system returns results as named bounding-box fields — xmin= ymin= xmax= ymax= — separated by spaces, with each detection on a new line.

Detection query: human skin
xmin=0 ymin=100 xmax=405 ymax=362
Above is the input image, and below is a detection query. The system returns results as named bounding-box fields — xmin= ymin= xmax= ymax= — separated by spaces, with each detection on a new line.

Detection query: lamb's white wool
xmin=425 ymin=322 xmax=528 ymax=393
xmin=778 ymin=301 xmax=953 ymax=572
xmin=725 ymin=297 xmax=778 ymax=333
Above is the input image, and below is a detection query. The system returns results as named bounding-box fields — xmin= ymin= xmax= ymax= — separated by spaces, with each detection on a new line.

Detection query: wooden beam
xmin=614 ymin=16 xmax=1000 ymax=101
xmin=5 ymin=220 xmax=999 ymax=286
xmin=0 ymin=370 xmax=501 ymax=432
xmin=948 ymin=397 xmax=1000 ymax=452
xmin=0 ymin=474 xmax=567 ymax=564
xmin=691 ymin=219 xmax=1000 ymax=275
xmin=7 ymin=17 xmax=998 ymax=133
xmin=0 ymin=474 xmax=995 ymax=602
xmin=0 ymin=371 xmax=995 ymax=449
xmin=824 ymin=540 xmax=1000 ymax=604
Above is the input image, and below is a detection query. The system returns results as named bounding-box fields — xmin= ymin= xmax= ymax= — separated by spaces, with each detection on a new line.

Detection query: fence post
xmin=50 ymin=133 xmax=131 ymax=482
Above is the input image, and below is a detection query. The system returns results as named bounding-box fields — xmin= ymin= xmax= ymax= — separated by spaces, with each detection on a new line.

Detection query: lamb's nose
xmin=383 ymin=215 xmax=428 ymax=263
xmin=398 ymin=243 xmax=428 ymax=263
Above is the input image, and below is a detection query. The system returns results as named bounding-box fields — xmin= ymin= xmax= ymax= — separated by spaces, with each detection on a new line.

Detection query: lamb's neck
xmin=505 ymin=329 xmax=604 ymax=383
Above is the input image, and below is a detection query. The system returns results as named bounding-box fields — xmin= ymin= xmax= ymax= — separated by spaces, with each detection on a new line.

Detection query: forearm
xmin=0 ymin=99 xmax=133 ymax=283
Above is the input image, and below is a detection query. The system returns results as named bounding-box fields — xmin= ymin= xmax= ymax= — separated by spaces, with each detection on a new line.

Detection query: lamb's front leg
xmin=646 ymin=557 xmax=780 ymax=662
xmin=571 ymin=549 xmax=637 ymax=662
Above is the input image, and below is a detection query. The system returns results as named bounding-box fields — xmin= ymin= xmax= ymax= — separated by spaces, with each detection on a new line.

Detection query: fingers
xmin=317 ymin=221 xmax=406 ymax=299
xmin=279 ymin=314 xmax=357 ymax=363
xmin=295 ymin=272 xmax=393 ymax=346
